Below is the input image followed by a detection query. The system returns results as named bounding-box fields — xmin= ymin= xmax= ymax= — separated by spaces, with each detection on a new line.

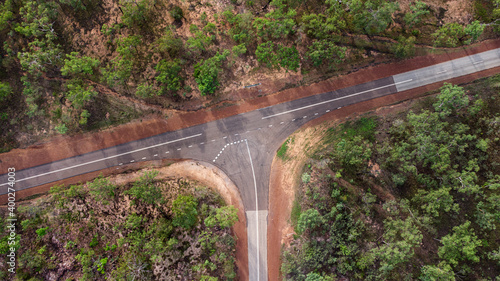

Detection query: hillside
xmin=279 ymin=75 xmax=500 ymax=280
xmin=0 ymin=0 xmax=498 ymax=152
xmin=0 ymin=170 xmax=239 ymax=280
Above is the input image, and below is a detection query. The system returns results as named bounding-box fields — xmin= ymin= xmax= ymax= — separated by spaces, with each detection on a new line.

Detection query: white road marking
xmin=177 ymin=148 xmax=181 ymax=151
xmin=314 ymin=113 xmax=318 ymax=115
xmin=292 ymin=119 xmax=296 ymax=121
xmin=165 ymin=151 xmax=170 ymax=154
xmin=200 ymin=142 xmax=204 ymax=145
xmin=437 ymin=70 xmax=447 ymax=74
xmin=0 ymin=133 xmax=203 ymax=187
xmin=326 ymin=110 xmax=330 ymax=112
xmin=130 ymin=160 xmax=135 ymax=163
xmin=222 ymin=148 xmax=224 ymax=151
xmin=142 ymin=157 xmax=146 ymax=160
xmin=211 ymin=139 xmax=215 ymax=142
xmin=262 ymin=79 xmax=412 ymax=119
xmin=244 ymin=139 xmax=260 ymax=279
xmin=119 ymin=163 xmax=123 ymax=165
xmin=280 ymin=122 xmax=284 ymax=124
xmin=154 ymin=154 xmax=158 ymax=157
xmin=268 ymin=124 xmax=273 ymax=127
xmin=188 ymin=145 xmax=192 ymax=148
xmin=303 ymin=116 xmax=307 ymax=118
xmin=235 ymin=134 xmax=239 ymax=136
xmin=473 ymin=60 xmax=483 ymax=65
xmin=337 ymin=107 xmax=342 ymax=109
xmin=223 ymin=136 xmax=227 ymax=139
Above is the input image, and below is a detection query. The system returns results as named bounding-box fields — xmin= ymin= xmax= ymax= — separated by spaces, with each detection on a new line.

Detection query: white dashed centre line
xmin=188 ymin=145 xmax=192 ymax=148
xmin=0 ymin=133 xmax=203 ymax=187
xmin=473 ymin=61 xmax=483 ymax=64
xmin=165 ymin=151 xmax=170 ymax=154
xmin=142 ymin=157 xmax=146 ymax=160
xmin=326 ymin=110 xmax=330 ymax=112
xmin=154 ymin=154 xmax=158 ymax=157
xmin=177 ymin=148 xmax=181 ymax=151
xmin=262 ymin=79 xmax=412 ymax=119
xmin=130 ymin=160 xmax=135 ymax=163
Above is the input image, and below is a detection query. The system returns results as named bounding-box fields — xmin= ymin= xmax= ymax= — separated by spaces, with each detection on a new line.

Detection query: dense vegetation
xmin=0 ymin=170 xmax=239 ymax=280
xmin=0 ymin=0 xmax=498 ymax=151
xmin=281 ymin=76 xmax=500 ymax=280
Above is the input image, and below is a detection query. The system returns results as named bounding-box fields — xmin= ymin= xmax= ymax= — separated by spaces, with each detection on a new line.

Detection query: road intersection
xmin=2 ymin=48 xmax=500 ymax=281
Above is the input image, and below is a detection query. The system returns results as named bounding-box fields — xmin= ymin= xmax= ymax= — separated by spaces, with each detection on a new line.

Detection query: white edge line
xmin=1 ymin=133 xmax=202 ymax=186
xmin=245 ymin=139 xmax=259 ymax=280
xmin=262 ymin=79 xmax=412 ymax=119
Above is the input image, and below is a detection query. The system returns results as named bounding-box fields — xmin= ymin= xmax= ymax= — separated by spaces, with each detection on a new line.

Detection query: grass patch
xmin=290 ymin=198 xmax=301 ymax=230
xmin=277 ymin=138 xmax=290 ymax=160
xmin=324 ymin=116 xmax=377 ymax=144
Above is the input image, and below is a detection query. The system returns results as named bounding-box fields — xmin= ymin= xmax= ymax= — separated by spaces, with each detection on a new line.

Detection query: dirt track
xmin=2 ymin=39 xmax=500 ymax=281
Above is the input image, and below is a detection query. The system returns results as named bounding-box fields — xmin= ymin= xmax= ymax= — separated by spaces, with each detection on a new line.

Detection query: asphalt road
xmin=2 ymin=47 xmax=500 ymax=281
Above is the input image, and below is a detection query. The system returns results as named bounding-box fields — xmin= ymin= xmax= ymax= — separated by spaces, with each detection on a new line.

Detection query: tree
xmin=438 ymin=221 xmax=481 ymax=266
xmin=232 ymin=43 xmax=247 ymax=57
xmin=204 ymin=205 xmax=239 ymax=228
xmin=253 ymin=3 xmax=297 ymax=40
xmin=186 ymin=24 xmax=213 ymax=56
xmin=393 ymin=36 xmax=416 ymax=58
xmin=61 ymin=52 xmax=100 ymax=77
xmin=0 ymin=0 xmax=13 ymax=31
xmin=432 ymin=23 xmax=465 ymax=47
xmin=335 ymin=136 xmax=372 ymax=172
xmin=350 ymin=0 xmax=400 ymax=36
xmin=172 ymin=194 xmax=198 ymax=229
xmin=79 ymin=109 xmax=90 ymax=125
xmin=419 ymin=262 xmax=455 ymax=281
xmin=297 ymin=208 xmax=323 ymax=234
xmin=154 ymin=26 xmax=183 ymax=59
xmin=413 ymin=187 xmax=459 ymax=218
xmin=124 ymin=170 xmax=164 ymax=206
xmin=404 ymin=1 xmax=429 ymax=29
xmin=301 ymin=13 xmax=343 ymax=40
xmin=155 ymin=59 xmax=183 ymax=92
xmin=306 ymin=40 xmax=346 ymax=68
xmin=116 ymin=35 xmax=142 ymax=59
xmin=55 ymin=123 xmax=68 ymax=134
xmin=464 ymin=20 xmax=484 ymax=44
xmin=0 ymin=82 xmax=12 ymax=102
xmin=255 ymin=41 xmax=279 ymax=69
xmin=65 ymin=80 xmax=98 ymax=109
xmin=277 ymin=45 xmax=300 ymax=72
xmin=169 ymin=5 xmax=183 ymax=21
xmin=305 ymin=272 xmax=326 ymax=281
xmin=120 ymin=0 xmax=153 ymax=28
xmin=193 ymin=50 xmax=229 ymax=96
xmin=87 ymin=176 xmax=116 ymax=205
xmin=371 ymin=217 xmax=423 ymax=276
xmin=433 ymin=83 xmax=469 ymax=117
xmin=135 ymin=83 xmax=156 ymax=98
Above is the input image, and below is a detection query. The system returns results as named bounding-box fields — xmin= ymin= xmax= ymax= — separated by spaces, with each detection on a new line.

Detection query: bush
xmin=170 ymin=5 xmax=183 ymax=21
xmin=193 ymin=50 xmax=229 ymax=95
